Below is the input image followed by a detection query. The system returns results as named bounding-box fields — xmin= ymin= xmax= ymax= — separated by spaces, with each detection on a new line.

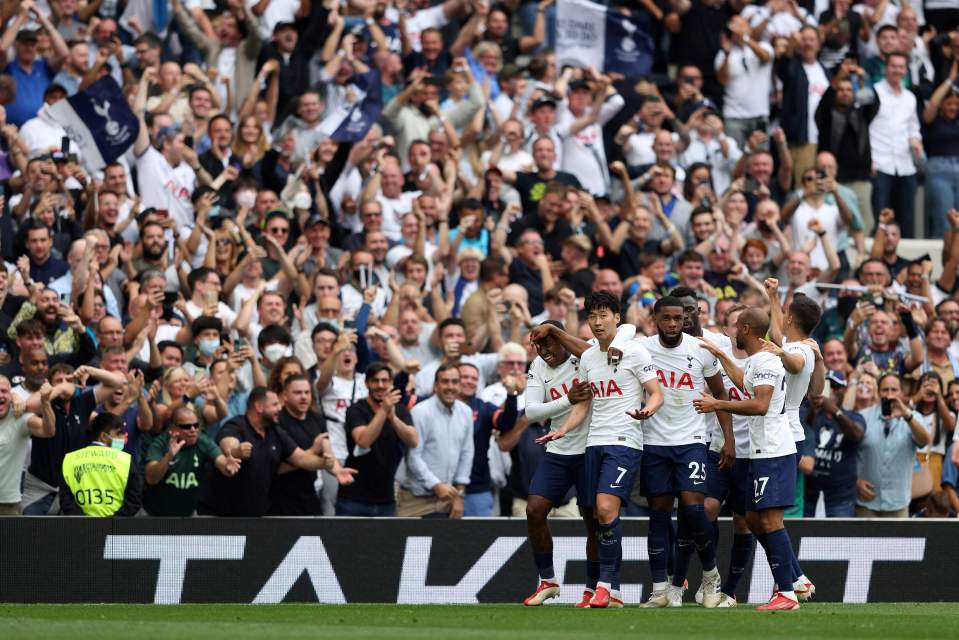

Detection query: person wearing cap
xmin=803 ymin=370 xmax=865 ymax=517
xmin=521 ymin=96 xmax=562 ymax=169
xmin=1 ymin=2 xmax=70 ymax=127
xmin=302 ymin=214 xmax=343 ymax=275
xmin=260 ymin=21 xmax=313 ymax=122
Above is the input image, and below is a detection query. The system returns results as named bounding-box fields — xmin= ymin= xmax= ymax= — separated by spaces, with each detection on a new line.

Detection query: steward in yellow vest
xmin=60 ymin=413 xmax=142 ymax=517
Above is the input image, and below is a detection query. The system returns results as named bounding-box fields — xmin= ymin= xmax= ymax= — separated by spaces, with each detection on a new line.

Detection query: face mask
xmin=263 ymin=343 xmax=290 ymax=363
xmin=198 ymin=338 xmax=220 ymax=357
xmin=111 ymin=436 xmax=125 ymax=451
xmin=236 ymin=190 xmax=256 ymax=209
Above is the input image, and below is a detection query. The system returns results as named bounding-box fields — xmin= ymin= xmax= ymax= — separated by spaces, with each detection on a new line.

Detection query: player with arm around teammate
xmin=522 ymin=318 xmax=637 ymax=607
xmin=694 ymin=308 xmax=803 ymax=611
xmin=539 ymin=291 xmax=664 ymax=608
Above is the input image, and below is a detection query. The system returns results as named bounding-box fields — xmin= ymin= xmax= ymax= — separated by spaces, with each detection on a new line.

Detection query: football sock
xmin=597 ymin=517 xmax=622 ymax=588
xmin=760 ymin=528 xmax=796 ymax=600
xmin=666 ymin=512 xmax=677 ymax=577
xmin=586 ymin=560 xmax=600 ymax=592
xmin=711 ymin=519 xmax=720 ymax=549
xmin=648 ymin=509 xmax=670 ymax=583
xmin=671 ymin=509 xmax=694 ymax=588
xmin=722 ymin=533 xmax=754 ymax=598
xmin=682 ymin=503 xmax=717 ymax=572
xmin=789 ymin=544 xmax=803 ymax=584
xmin=533 ymin=552 xmax=555 ymax=583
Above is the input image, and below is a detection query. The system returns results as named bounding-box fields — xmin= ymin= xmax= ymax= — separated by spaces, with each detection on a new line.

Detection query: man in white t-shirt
xmin=714 ymin=15 xmax=774 ymax=147
xmin=693 ymin=308 xmax=802 ymax=611
xmin=364 ymin=155 xmax=419 ymax=242
xmin=185 ymin=267 xmax=237 ymax=329
xmin=783 ymin=167 xmax=850 ymax=274
xmin=133 ymin=78 xmax=198 ymax=231
xmin=556 ymin=78 xmax=624 ymax=197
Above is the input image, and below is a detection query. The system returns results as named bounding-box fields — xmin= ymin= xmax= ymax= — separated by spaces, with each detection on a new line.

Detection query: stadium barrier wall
xmin=1 ymin=518 xmax=955 ymax=604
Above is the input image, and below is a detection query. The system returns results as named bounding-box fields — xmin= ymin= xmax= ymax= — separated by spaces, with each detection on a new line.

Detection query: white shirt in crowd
xmin=868 ymin=79 xmax=922 ymax=176
xmin=135 ymin=147 xmax=197 ymax=230
xmin=714 ymin=41 xmax=774 ymax=119
xmin=790 ymin=199 xmax=842 ymax=271
xmin=556 ymin=94 xmax=625 ymax=196
xmin=803 ymin=62 xmax=829 ymax=145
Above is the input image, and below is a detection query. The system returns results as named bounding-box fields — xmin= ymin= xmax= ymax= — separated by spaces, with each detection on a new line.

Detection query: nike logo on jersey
xmin=693 ymin=480 xmax=704 ymax=485
xmin=656 ymin=370 xmax=695 ymax=389
xmin=609 ymin=484 xmax=622 ymax=488
xmin=544 ymin=378 xmax=552 ymax=384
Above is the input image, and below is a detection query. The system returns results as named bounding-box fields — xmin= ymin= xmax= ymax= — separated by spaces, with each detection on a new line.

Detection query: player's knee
xmin=732 ymin=514 xmax=751 ymax=534
xmin=595 ymin=499 xmax=619 ymax=524
xmin=703 ymin=498 xmax=721 ymax=520
xmin=526 ymin=497 xmax=550 ymax=522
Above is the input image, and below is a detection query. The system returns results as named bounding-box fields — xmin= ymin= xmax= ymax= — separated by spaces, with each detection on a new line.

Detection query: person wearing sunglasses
xmin=142 ymin=406 xmax=241 ymax=516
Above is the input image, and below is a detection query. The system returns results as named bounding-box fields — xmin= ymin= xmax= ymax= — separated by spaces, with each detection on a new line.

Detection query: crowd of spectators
xmin=0 ymin=0 xmax=957 ymax=518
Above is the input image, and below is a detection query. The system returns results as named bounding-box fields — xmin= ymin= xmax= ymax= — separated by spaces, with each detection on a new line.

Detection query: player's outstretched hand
xmin=696 ymin=336 xmax=721 ymax=357
xmin=692 ymin=393 xmax=719 ymax=414
xmin=626 ymin=406 xmax=655 ymax=421
xmin=535 ymin=429 xmax=569 ymax=445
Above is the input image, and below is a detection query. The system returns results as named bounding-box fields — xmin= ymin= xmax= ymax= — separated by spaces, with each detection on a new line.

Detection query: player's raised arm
xmin=698 ymin=336 xmax=746 ymax=392
xmin=529 ymin=323 xmax=591 ymax=359
xmin=765 ymin=278 xmax=785 ymax=346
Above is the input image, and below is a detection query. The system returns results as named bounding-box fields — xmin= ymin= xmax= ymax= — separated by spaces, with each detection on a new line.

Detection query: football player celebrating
xmin=638 ymin=296 xmax=734 ymax=609
xmin=539 ymin=291 xmax=663 ymax=608
xmin=694 ymin=308 xmax=802 ymax=611
xmin=697 ymin=304 xmax=756 ymax=607
xmin=762 ymin=278 xmax=825 ymax=601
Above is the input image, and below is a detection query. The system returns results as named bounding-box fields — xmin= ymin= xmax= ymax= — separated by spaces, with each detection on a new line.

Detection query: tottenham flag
xmin=556 ymin=0 xmax=654 ymax=77
xmin=318 ymin=70 xmax=383 ymax=143
xmin=49 ymin=76 xmax=138 ymax=171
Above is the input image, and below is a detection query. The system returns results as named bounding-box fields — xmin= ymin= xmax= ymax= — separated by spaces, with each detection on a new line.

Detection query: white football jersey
xmin=743 ymin=352 xmax=796 ymax=459
xmin=525 ymin=354 xmax=587 ymax=455
xmin=579 ymin=341 xmax=657 ymax=451
xmin=702 ymin=329 xmax=733 ymax=444
xmin=638 ymin=333 xmax=720 ymax=446
xmin=709 ymin=353 xmax=752 ymax=460
xmin=782 ymin=341 xmax=815 ymax=442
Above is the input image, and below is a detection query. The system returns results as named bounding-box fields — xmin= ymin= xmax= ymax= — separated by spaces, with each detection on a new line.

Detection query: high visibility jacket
xmin=62 ymin=445 xmax=131 ymax=517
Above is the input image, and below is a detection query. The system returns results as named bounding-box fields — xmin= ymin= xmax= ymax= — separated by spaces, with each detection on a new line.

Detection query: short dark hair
xmin=187 ymin=267 xmax=216 ymax=290
xmin=89 ymin=413 xmax=124 ymax=441
xmin=438 ymin=317 xmax=466 ymax=336
xmin=585 ymin=291 xmax=620 ymax=316
xmin=479 ymin=256 xmax=507 ymax=282
xmin=365 ymin=361 xmax=393 ymax=380
xmin=248 ymin=386 xmax=271 ymax=407
xmin=134 ymin=32 xmax=162 ymax=49
xmin=654 ymin=295 xmax=684 ymax=314
xmin=191 ymin=315 xmax=223 ymax=337
xmin=788 ymin=293 xmax=822 ymax=336
xmin=257 ymin=325 xmax=292 ymax=350
xmin=669 ymin=285 xmax=698 ymax=300
xmin=25 ymin=219 xmax=50 ymax=237
xmin=539 ymin=319 xmax=565 ymax=331
xmin=434 ymin=362 xmax=460 ymax=383
xmin=282 ymin=373 xmax=310 ymax=390
xmin=157 ymin=340 xmax=183 ymax=357
xmin=676 ymin=250 xmax=704 ymax=267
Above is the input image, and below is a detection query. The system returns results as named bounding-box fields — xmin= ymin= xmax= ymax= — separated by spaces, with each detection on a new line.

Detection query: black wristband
xmin=900 ymin=311 xmax=918 ymax=339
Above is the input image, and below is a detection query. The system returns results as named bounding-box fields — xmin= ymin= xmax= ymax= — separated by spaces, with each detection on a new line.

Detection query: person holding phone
xmin=854 ymin=373 xmax=931 ymax=517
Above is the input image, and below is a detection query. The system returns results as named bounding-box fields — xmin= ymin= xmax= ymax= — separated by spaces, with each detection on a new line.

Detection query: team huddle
xmin=522 ymin=279 xmax=824 ymax=611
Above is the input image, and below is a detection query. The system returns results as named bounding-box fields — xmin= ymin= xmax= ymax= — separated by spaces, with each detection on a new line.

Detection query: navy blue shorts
xmin=705 ymin=450 xmax=750 ymax=515
xmin=528 ymin=452 xmax=588 ymax=506
xmin=581 ymin=445 xmax=642 ymax=508
xmin=746 ymin=454 xmax=796 ymax=512
xmin=640 ymin=444 xmax=708 ymax=497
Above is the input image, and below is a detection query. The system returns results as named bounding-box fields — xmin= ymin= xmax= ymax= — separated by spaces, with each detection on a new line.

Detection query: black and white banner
xmin=0 ymin=519 xmax=952 ymax=604
xmin=50 ymin=76 xmax=139 ymax=171
xmin=555 ymin=0 xmax=654 ymax=78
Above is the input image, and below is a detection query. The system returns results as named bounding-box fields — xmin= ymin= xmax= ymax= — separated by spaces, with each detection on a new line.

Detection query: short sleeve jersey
xmin=525 ymin=354 xmax=587 ymax=455
xmin=782 ymin=341 xmax=815 ymax=442
xmin=638 ymin=332 xmax=720 ymax=446
xmin=579 ymin=341 xmax=656 ymax=450
xmin=743 ymin=351 xmax=796 ymax=459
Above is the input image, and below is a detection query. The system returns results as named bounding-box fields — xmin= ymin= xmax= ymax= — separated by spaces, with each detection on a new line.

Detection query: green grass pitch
xmin=2 ymin=603 xmax=959 ymax=639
